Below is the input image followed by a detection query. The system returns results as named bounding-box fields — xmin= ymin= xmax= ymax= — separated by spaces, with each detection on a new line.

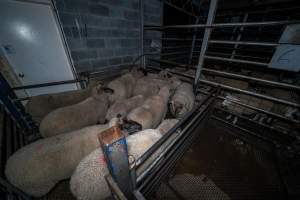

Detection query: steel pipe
xmin=12 ymin=79 xmax=86 ymax=90
xmin=209 ymin=40 xmax=278 ymax=47
xmin=199 ymin=79 xmax=300 ymax=108
xmin=144 ymin=20 xmax=300 ymax=30
xmin=198 ymin=90 xmax=299 ymax=124
xmin=148 ymin=65 xmax=300 ymax=108
xmin=204 ymin=55 xmax=269 ymax=66
xmin=202 ymin=68 xmax=300 ymax=91
xmin=194 ymin=0 xmax=218 ymax=87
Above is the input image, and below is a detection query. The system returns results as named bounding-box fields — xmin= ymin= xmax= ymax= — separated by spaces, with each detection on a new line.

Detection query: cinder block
xmin=67 ymin=38 xmax=87 ymax=50
xmin=92 ymin=59 xmax=109 ymax=68
xmin=59 ymin=12 xmax=76 ymax=26
xmin=98 ymin=49 xmax=114 ymax=58
xmin=89 ymin=4 xmax=109 ymax=16
xmin=71 ymin=50 xmax=97 ymax=61
xmin=124 ymin=10 xmax=139 ymax=20
xmin=87 ymin=39 xmax=105 ymax=48
xmin=109 ymin=57 xmax=123 ymax=65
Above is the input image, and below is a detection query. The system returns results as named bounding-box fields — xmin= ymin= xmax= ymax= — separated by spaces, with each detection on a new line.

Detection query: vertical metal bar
xmin=194 ymin=0 xmax=218 ymax=88
xmin=140 ymin=0 xmax=145 ymax=69
xmin=189 ymin=17 xmax=199 ymax=64
xmin=231 ymin=13 xmax=248 ymax=59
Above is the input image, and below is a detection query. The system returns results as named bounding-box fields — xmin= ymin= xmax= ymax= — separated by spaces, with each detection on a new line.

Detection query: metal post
xmin=194 ymin=0 xmax=218 ymax=89
xmin=140 ymin=0 xmax=145 ymax=69
xmin=189 ymin=17 xmax=199 ymax=64
xmin=231 ymin=13 xmax=248 ymax=59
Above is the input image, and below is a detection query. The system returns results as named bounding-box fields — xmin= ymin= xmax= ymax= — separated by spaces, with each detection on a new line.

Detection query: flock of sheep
xmin=5 ymin=68 xmax=195 ymax=199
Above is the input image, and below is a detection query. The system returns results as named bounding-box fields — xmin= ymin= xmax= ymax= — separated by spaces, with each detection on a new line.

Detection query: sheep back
xmin=106 ymin=95 xmax=145 ymax=121
xmin=5 ymin=124 xmax=109 ymax=197
xmin=39 ymin=93 xmax=109 ymax=138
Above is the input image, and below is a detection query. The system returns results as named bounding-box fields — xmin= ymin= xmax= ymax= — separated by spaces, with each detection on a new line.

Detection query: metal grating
xmin=155 ymin=174 xmax=230 ymax=200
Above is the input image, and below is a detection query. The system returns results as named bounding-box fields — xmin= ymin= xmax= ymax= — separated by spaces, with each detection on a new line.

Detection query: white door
xmin=0 ymin=0 xmax=78 ymax=96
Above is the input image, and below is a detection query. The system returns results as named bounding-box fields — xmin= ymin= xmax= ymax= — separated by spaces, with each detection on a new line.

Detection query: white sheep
xmin=70 ymin=119 xmax=179 ymax=200
xmin=107 ymin=70 xmax=143 ymax=104
xmin=127 ymin=86 xmax=171 ymax=129
xmin=5 ymin=124 xmax=110 ymax=197
xmin=39 ymin=85 xmax=109 ymax=138
xmin=105 ymin=95 xmax=145 ymax=121
xmin=25 ymin=87 xmax=93 ymax=123
xmin=170 ymin=83 xmax=195 ymax=118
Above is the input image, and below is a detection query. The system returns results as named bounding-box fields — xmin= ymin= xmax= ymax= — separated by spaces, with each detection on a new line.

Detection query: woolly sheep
xmin=127 ymin=86 xmax=171 ymax=129
xmin=39 ymin=85 xmax=109 ymax=138
xmin=26 ymin=87 xmax=92 ymax=123
xmin=133 ymin=75 xmax=181 ymax=98
xmin=5 ymin=124 xmax=110 ymax=197
xmin=170 ymin=83 xmax=195 ymax=118
xmin=70 ymin=119 xmax=177 ymax=200
xmin=107 ymin=70 xmax=143 ymax=103
xmin=105 ymin=95 xmax=145 ymax=121
xmin=156 ymin=119 xmax=179 ymax=135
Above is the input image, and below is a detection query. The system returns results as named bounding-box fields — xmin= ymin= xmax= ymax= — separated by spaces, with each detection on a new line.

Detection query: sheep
xmin=107 ymin=70 xmax=143 ymax=104
xmin=105 ymin=95 xmax=145 ymax=121
xmin=4 ymin=124 xmax=110 ymax=197
xmin=133 ymin=75 xmax=181 ymax=98
xmin=127 ymin=86 xmax=171 ymax=129
xmin=70 ymin=119 xmax=177 ymax=200
xmin=156 ymin=119 xmax=179 ymax=135
xmin=170 ymin=83 xmax=195 ymax=119
xmin=26 ymin=86 xmax=92 ymax=123
xmin=39 ymin=85 xmax=109 ymax=138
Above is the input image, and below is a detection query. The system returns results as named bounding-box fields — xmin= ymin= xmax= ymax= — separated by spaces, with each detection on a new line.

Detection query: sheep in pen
xmin=4 ymin=69 xmax=196 ymax=199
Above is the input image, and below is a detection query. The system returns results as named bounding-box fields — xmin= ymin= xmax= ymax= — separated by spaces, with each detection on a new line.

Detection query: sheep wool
xmin=39 ymin=86 xmax=109 ymax=138
xmin=5 ymin=124 xmax=109 ymax=197
xmin=133 ymin=75 xmax=181 ymax=98
xmin=127 ymin=86 xmax=171 ymax=129
xmin=170 ymin=83 xmax=195 ymax=119
xmin=26 ymin=87 xmax=92 ymax=123
xmin=156 ymin=119 xmax=179 ymax=135
xmin=105 ymin=95 xmax=145 ymax=121
xmin=70 ymin=129 xmax=162 ymax=200
xmin=107 ymin=71 xmax=143 ymax=103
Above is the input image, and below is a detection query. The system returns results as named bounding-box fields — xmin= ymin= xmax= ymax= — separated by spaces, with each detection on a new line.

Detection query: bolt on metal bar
xmin=144 ymin=20 xmax=300 ymax=30
xmin=194 ymin=0 xmax=218 ymax=88
xmin=205 ymin=55 xmax=269 ymax=66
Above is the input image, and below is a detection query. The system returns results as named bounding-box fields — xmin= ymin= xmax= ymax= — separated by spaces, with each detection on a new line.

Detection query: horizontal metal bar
xmin=148 ymin=65 xmax=300 ymax=108
xmin=144 ymin=20 xmax=300 ymax=30
xmin=198 ymin=89 xmax=299 ymax=124
xmin=12 ymin=79 xmax=86 ymax=90
xmin=149 ymin=58 xmax=299 ymax=91
xmin=199 ymin=79 xmax=300 ymax=108
xmin=204 ymin=55 xmax=269 ymax=66
xmin=209 ymin=40 xmax=278 ymax=47
xmin=202 ymin=68 xmax=300 ymax=91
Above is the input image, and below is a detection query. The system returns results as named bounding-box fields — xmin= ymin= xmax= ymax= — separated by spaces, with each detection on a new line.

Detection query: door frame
xmin=4 ymin=0 xmax=80 ymax=93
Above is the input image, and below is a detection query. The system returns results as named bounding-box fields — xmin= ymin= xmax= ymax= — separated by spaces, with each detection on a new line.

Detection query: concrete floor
xmin=154 ymin=120 xmax=285 ymax=200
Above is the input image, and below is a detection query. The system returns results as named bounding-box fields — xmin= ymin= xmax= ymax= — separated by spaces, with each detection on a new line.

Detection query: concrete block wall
xmin=54 ymin=0 xmax=163 ymax=73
